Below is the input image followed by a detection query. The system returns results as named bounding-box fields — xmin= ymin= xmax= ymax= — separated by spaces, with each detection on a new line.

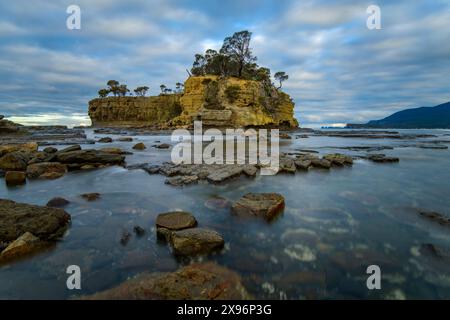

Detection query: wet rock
xmin=98 ymin=137 xmax=113 ymax=143
xmin=118 ymin=137 xmax=133 ymax=142
xmin=133 ymin=226 xmax=145 ymax=236
xmin=323 ymin=153 xmax=353 ymax=166
xmin=100 ymin=147 xmax=130 ymax=155
xmin=242 ymin=165 xmax=257 ymax=177
xmin=295 ymin=134 xmax=309 ymax=139
xmin=57 ymin=145 xmax=81 ymax=153
xmin=80 ymin=164 xmax=96 ymax=170
xmin=81 ymin=193 xmax=101 ymax=201
xmin=0 ymin=142 xmax=38 ymax=157
xmin=120 ymin=231 xmax=131 ymax=246
xmin=55 ymin=150 xmax=125 ymax=165
xmin=5 ymin=171 xmax=26 ymax=186
xmin=0 ymin=152 xmax=28 ymax=171
xmin=165 ymin=175 xmax=198 ymax=186
xmin=0 ymin=232 xmax=43 ymax=262
xmin=207 ymin=166 xmax=243 ymax=183
xmin=294 ymin=159 xmax=312 ymax=170
xmin=153 ymin=143 xmax=171 ymax=149
xmin=278 ymin=157 xmax=296 ymax=173
xmin=43 ymin=147 xmax=58 ymax=154
xmin=46 ymin=197 xmax=70 ymax=208
xmin=0 ymin=199 xmax=71 ymax=243
xmin=367 ymin=154 xmax=399 ymax=163
xmin=82 ymin=262 xmax=251 ymax=300
xmin=27 ymin=151 xmax=52 ymax=164
xmin=132 ymin=142 xmax=146 ymax=150
xmin=0 ymin=169 xmax=4 ymax=178
xmin=170 ymin=228 xmax=224 ymax=256
xmin=155 ymin=211 xmax=197 ymax=232
xmin=279 ymin=133 xmax=291 ymax=139
xmin=311 ymin=158 xmax=331 ymax=169
xmin=419 ymin=243 xmax=450 ymax=260
xmin=231 ymin=193 xmax=285 ymax=221
xmin=418 ymin=210 xmax=450 ymax=227
xmin=26 ymin=162 xmax=67 ymax=179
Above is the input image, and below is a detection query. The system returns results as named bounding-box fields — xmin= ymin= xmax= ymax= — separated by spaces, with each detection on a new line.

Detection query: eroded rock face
xmin=88 ymin=76 xmax=298 ymax=128
xmin=82 ymin=262 xmax=251 ymax=300
xmin=0 ymin=199 xmax=71 ymax=243
xmin=88 ymin=95 xmax=183 ymax=127
xmin=231 ymin=193 xmax=285 ymax=221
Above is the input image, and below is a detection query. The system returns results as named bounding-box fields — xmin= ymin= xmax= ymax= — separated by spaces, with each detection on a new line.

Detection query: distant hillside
xmin=347 ymin=102 xmax=450 ymax=129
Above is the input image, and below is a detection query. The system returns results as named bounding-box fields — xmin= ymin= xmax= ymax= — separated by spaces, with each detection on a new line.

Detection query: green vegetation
xmin=190 ymin=30 xmax=288 ymax=90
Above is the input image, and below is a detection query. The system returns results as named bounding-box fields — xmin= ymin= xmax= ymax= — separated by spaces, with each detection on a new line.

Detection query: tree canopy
xmin=190 ymin=30 xmax=288 ymax=89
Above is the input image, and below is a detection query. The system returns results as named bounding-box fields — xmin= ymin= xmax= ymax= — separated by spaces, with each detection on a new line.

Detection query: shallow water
xmin=1 ymin=129 xmax=450 ymax=299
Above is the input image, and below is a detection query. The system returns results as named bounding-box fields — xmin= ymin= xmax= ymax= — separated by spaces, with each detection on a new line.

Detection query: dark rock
xmin=156 ymin=211 xmax=197 ymax=231
xmin=26 ymin=162 xmax=67 ymax=179
xmin=153 ymin=143 xmax=171 ymax=149
xmin=43 ymin=147 xmax=58 ymax=154
xmin=81 ymin=262 xmax=251 ymax=300
xmin=118 ymin=137 xmax=133 ymax=142
xmin=5 ymin=171 xmax=26 ymax=186
xmin=323 ymin=153 xmax=353 ymax=166
xmin=206 ymin=166 xmax=243 ymax=183
xmin=367 ymin=154 xmax=400 ymax=163
xmin=294 ymin=159 xmax=312 ymax=170
xmin=132 ymin=142 xmax=146 ymax=150
xmin=46 ymin=197 xmax=70 ymax=208
xmin=165 ymin=175 xmax=198 ymax=186
xmin=133 ymin=226 xmax=145 ymax=236
xmin=279 ymin=133 xmax=291 ymax=139
xmin=120 ymin=231 xmax=131 ymax=246
xmin=311 ymin=158 xmax=331 ymax=169
xmin=278 ymin=157 xmax=296 ymax=173
xmin=81 ymin=193 xmax=101 ymax=201
xmin=57 ymin=145 xmax=81 ymax=153
xmin=170 ymin=228 xmax=224 ymax=256
xmin=231 ymin=193 xmax=285 ymax=221
xmin=0 ymin=169 xmax=4 ymax=178
xmin=0 ymin=152 xmax=28 ymax=171
xmin=55 ymin=150 xmax=125 ymax=165
xmin=418 ymin=210 xmax=450 ymax=227
xmin=98 ymin=137 xmax=113 ymax=143
xmin=0 ymin=199 xmax=71 ymax=243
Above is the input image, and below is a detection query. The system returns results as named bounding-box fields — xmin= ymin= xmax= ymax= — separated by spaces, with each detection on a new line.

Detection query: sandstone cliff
xmin=88 ymin=76 xmax=298 ymax=128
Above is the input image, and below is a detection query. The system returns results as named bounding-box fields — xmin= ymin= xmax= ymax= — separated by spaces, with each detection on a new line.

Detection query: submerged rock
xmin=0 ymin=199 xmax=71 ymax=243
xmin=82 ymin=262 xmax=251 ymax=300
xmin=231 ymin=193 xmax=285 ymax=221
xmin=170 ymin=228 xmax=224 ymax=256
xmin=98 ymin=137 xmax=112 ymax=143
xmin=367 ymin=154 xmax=399 ymax=163
xmin=132 ymin=142 xmax=146 ymax=150
xmin=153 ymin=143 xmax=171 ymax=149
xmin=165 ymin=175 xmax=198 ymax=186
xmin=46 ymin=197 xmax=70 ymax=208
xmin=5 ymin=171 xmax=26 ymax=186
xmin=418 ymin=210 xmax=450 ymax=227
xmin=81 ymin=193 xmax=101 ymax=201
xmin=118 ymin=137 xmax=133 ymax=142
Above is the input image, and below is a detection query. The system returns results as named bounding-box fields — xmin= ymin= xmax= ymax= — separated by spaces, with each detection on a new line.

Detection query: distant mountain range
xmin=346 ymin=101 xmax=450 ymax=129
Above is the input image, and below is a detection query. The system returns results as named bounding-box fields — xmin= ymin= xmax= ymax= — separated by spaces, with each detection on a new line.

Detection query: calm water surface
xmin=1 ymin=129 xmax=450 ymax=299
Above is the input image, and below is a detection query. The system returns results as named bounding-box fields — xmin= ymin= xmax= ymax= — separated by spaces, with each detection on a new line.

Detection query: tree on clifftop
xmin=220 ymin=30 xmax=256 ymax=78
xmin=160 ymin=84 xmax=166 ymax=94
xmin=134 ymin=86 xmax=149 ymax=96
xmin=274 ymin=72 xmax=289 ymax=89
xmin=107 ymin=80 xmax=120 ymax=96
xmin=118 ymin=84 xmax=130 ymax=97
xmin=98 ymin=88 xmax=109 ymax=98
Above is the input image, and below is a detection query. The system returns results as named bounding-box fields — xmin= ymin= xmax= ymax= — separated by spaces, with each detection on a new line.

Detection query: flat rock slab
xmin=82 ymin=262 xmax=251 ymax=300
xmin=170 ymin=228 xmax=224 ymax=256
xmin=156 ymin=211 xmax=197 ymax=231
xmin=231 ymin=193 xmax=285 ymax=221
xmin=0 ymin=199 xmax=71 ymax=243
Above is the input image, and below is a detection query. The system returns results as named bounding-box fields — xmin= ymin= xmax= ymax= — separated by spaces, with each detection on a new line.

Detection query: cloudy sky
xmin=1 ymin=0 xmax=449 ymax=127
